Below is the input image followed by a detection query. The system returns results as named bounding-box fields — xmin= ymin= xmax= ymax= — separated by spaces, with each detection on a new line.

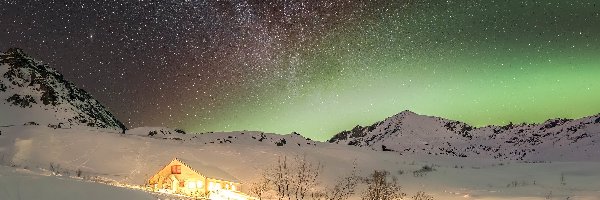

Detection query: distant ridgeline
xmin=0 ymin=48 xmax=126 ymax=132
xmin=329 ymin=110 xmax=600 ymax=161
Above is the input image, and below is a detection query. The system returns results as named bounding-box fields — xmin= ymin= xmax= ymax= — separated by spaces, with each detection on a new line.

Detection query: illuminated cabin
xmin=148 ymin=158 xmax=242 ymax=197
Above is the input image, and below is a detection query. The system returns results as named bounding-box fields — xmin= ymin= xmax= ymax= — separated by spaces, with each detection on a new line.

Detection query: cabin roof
xmin=174 ymin=158 xmax=240 ymax=183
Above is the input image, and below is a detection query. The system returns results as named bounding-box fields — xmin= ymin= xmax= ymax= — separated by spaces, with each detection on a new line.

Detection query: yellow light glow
xmin=187 ymin=181 xmax=196 ymax=189
xmin=209 ymin=189 xmax=251 ymax=200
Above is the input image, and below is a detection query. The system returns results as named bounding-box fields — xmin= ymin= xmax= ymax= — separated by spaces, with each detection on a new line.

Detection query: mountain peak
xmin=394 ymin=110 xmax=421 ymax=118
xmin=5 ymin=48 xmax=28 ymax=57
xmin=0 ymin=48 xmax=126 ymax=132
xmin=399 ymin=110 xmax=417 ymax=115
xmin=329 ymin=110 xmax=600 ymax=161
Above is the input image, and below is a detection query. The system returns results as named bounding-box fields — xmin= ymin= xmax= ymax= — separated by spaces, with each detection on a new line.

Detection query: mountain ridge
xmin=0 ymin=48 xmax=126 ymax=132
xmin=329 ymin=110 xmax=600 ymax=161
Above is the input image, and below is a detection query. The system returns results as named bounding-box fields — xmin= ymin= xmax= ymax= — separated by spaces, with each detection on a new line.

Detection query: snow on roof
xmin=174 ymin=158 xmax=240 ymax=183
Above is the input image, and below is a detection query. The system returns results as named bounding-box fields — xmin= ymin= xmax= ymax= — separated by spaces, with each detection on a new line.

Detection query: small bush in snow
xmin=325 ymin=162 xmax=361 ymax=200
xmin=251 ymin=155 xmax=323 ymax=200
xmin=412 ymin=191 xmax=434 ymax=200
xmin=361 ymin=170 xmax=406 ymax=200
xmin=49 ymin=162 xmax=62 ymax=175
xmin=545 ymin=191 xmax=552 ymax=199
xmin=413 ymin=165 xmax=435 ymax=177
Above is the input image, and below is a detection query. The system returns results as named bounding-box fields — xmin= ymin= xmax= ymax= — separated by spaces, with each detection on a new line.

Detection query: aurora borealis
xmin=1 ymin=0 xmax=599 ymax=141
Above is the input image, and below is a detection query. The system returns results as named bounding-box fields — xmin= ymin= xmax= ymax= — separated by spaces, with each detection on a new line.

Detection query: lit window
xmin=197 ymin=181 xmax=203 ymax=188
xmin=231 ymin=185 xmax=236 ymax=191
xmin=216 ymin=183 xmax=222 ymax=190
xmin=171 ymin=165 xmax=181 ymax=174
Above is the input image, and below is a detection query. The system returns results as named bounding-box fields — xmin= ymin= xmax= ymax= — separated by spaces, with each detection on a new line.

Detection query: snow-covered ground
xmin=1 ymin=125 xmax=599 ymax=200
xmin=0 ymin=165 xmax=154 ymax=200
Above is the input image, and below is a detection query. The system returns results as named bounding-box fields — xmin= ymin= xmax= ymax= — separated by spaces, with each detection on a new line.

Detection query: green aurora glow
xmin=186 ymin=0 xmax=600 ymax=141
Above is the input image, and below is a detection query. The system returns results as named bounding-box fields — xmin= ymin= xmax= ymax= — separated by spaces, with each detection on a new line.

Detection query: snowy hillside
xmin=0 ymin=48 xmax=126 ymax=132
xmin=0 ymin=165 xmax=154 ymax=200
xmin=329 ymin=110 xmax=600 ymax=161
xmin=1 ymin=125 xmax=600 ymax=200
xmin=127 ymin=127 xmax=319 ymax=147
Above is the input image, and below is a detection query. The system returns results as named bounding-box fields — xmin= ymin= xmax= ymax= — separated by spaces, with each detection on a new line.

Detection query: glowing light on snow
xmin=209 ymin=189 xmax=254 ymax=200
xmin=187 ymin=181 xmax=196 ymax=189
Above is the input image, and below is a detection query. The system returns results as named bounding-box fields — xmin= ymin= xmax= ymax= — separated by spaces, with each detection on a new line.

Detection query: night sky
xmin=1 ymin=0 xmax=599 ymax=141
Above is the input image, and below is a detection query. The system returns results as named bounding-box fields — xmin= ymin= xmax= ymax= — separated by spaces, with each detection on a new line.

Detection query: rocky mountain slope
xmin=329 ymin=110 xmax=600 ymax=161
xmin=0 ymin=48 xmax=126 ymax=132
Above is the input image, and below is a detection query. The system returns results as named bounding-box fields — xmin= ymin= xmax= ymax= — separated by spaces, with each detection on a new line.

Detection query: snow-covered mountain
xmin=127 ymin=127 xmax=319 ymax=147
xmin=3 ymin=122 xmax=600 ymax=200
xmin=0 ymin=48 xmax=126 ymax=132
xmin=329 ymin=110 xmax=600 ymax=161
xmin=0 ymin=96 xmax=598 ymax=199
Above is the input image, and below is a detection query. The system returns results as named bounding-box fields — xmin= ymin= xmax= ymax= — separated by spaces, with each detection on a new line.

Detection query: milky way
xmin=1 ymin=0 xmax=599 ymax=140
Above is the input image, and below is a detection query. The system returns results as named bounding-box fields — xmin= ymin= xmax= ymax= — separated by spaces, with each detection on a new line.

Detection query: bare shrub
xmin=49 ymin=162 xmax=62 ymax=175
xmin=325 ymin=162 xmax=361 ymax=200
xmin=249 ymin=173 xmax=270 ymax=200
xmin=292 ymin=156 xmax=322 ymax=199
xmin=252 ymin=155 xmax=323 ymax=200
xmin=545 ymin=191 xmax=552 ymax=199
xmin=412 ymin=191 xmax=434 ymax=200
xmin=361 ymin=170 xmax=406 ymax=200
xmin=413 ymin=165 xmax=435 ymax=177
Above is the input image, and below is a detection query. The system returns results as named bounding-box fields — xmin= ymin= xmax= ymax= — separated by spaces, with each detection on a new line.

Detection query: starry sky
xmin=1 ymin=0 xmax=599 ymax=141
